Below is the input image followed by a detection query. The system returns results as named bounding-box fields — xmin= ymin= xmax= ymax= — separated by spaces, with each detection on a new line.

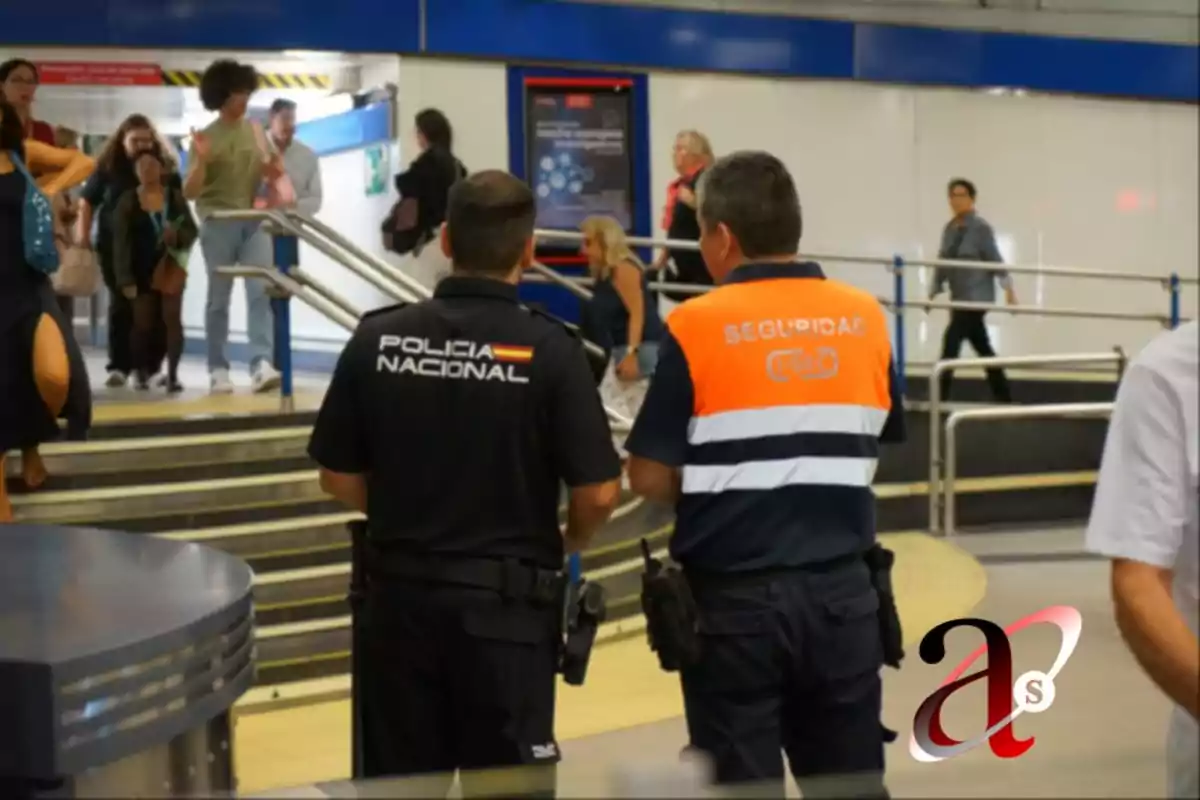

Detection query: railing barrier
xmin=942 ymin=403 xmax=1114 ymax=538
xmin=927 ymin=351 xmax=1124 ymax=535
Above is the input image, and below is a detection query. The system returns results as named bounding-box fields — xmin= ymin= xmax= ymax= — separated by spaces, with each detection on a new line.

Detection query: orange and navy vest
xmin=661 ymin=261 xmax=901 ymax=571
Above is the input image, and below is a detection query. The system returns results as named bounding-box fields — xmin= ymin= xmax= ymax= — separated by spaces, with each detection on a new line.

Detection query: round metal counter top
xmin=0 ymin=524 xmax=255 ymax=783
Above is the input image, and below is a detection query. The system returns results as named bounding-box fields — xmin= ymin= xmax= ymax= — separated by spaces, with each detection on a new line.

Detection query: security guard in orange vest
xmin=626 ymin=151 xmax=905 ymax=797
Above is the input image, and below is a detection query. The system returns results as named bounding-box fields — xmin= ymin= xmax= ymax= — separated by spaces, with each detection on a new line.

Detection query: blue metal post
xmin=893 ymin=255 xmax=907 ymax=395
xmin=272 ymin=233 xmax=299 ymax=412
xmin=1169 ymin=272 xmax=1181 ymax=329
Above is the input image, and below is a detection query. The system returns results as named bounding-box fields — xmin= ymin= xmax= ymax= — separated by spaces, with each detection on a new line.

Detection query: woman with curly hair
xmin=184 ymin=58 xmax=282 ymax=395
xmin=75 ymin=114 xmax=180 ymax=388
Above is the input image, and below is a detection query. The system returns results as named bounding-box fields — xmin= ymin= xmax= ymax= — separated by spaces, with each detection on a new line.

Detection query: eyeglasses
xmin=4 ymin=75 xmax=38 ymax=86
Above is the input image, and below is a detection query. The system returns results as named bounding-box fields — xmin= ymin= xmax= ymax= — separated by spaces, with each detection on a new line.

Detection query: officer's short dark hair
xmin=948 ymin=178 xmax=977 ymax=199
xmin=269 ymin=98 xmax=297 ymax=117
xmin=199 ymin=59 xmax=259 ymax=112
xmin=697 ymin=151 xmax=802 ymax=259
xmin=446 ymin=170 xmax=535 ymax=275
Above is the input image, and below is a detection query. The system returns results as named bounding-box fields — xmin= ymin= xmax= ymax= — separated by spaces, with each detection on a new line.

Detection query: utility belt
xmin=639 ymin=541 xmax=905 ymax=674
xmin=349 ymin=531 xmax=606 ymax=687
xmin=364 ymin=545 xmax=567 ymax=606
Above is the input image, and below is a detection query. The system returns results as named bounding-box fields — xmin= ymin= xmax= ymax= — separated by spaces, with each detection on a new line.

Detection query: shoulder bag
xmin=9 ymin=150 xmax=60 ymax=275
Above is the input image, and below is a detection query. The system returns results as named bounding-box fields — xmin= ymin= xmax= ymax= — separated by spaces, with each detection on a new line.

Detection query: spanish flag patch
xmin=491 ymin=344 xmax=534 ymax=363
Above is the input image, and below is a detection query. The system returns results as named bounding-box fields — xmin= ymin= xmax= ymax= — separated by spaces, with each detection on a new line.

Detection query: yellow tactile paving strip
xmin=231 ymin=530 xmax=986 ymax=794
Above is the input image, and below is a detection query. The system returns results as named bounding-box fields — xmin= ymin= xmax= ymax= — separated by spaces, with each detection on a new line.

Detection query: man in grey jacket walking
xmin=929 ymin=177 xmax=1017 ymax=402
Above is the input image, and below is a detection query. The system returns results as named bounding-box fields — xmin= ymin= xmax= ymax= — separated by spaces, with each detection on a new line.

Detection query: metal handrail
xmin=209 ymin=209 xmax=421 ymax=305
xmin=943 ymin=403 xmax=1114 ymax=537
xmin=290 ymin=266 xmax=363 ymax=320
xmin=208 ymin=213 xmax=631 ymax=430
xmin=287 ymin=210 xmax=433 ymax=302
xmin=217 ymin=266 xmax=359 ymax=331
xmin=532 ymin=227 xmax=1199 ymax=285
xmin=520 ymin=272 xmax=1176 ymax=324
xmin=928 ymin=350 xmax=1125 ymax=535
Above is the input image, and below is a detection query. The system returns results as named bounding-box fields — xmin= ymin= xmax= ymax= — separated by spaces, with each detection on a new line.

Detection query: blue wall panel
xmin=428 ymin=0 xmax=855 ymax=78
xmin=1 ymin=0 xmax=1193 ymax=102
xmin=0 ymin=0 xmax=420 ymax=52
xmin=298 ymin=102 xmax=393 ymax=158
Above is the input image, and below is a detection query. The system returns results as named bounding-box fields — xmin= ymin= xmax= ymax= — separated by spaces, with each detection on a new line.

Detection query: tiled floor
xmin=81 ymin=350 xmax=333 ymax=421
xmin=241 ymin=529 xmax=1172 ymax=798
xmin=557 ymin=540 xmax=1170 ymax=798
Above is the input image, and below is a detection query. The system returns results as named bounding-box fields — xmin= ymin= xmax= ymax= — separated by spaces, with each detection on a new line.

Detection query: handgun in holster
xmin=863 ymin=544 xmax=905 ymax=745
xmin=560 ymin=579 xmax=606 ymax=686
xmin=639 ymin=539 xmax=701 ymax=672
xmin=864 ymin=544 xmax=905 ymax=670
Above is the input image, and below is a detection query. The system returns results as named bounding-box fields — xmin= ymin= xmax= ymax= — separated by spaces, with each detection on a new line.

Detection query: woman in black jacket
xmin=384 ymin=109 xmax=466 ymax=285
xmin=75 ymin=114 xmax=179 ymax=388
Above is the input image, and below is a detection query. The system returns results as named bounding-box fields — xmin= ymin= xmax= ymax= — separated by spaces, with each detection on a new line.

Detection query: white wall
xmin=392 ymin=57 xmax=510 ymax=288
xmin=649 ymin=73 xmax=1199 ymax=363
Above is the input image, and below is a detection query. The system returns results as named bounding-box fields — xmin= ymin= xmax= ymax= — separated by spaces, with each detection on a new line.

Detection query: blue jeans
xmin=612 ymin=341 xmax=660 ymax=378
xmin=199 ymin=219 xmax=274 ymax=373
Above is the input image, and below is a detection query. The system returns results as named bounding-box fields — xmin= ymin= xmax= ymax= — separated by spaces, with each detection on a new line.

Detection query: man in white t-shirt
xmin=1086 ymin=320 xmax=1198 ymax=799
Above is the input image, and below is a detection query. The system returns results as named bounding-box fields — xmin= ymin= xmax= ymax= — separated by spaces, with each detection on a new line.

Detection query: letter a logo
xmin=909 ymin=618 xmax=1034 ymax=762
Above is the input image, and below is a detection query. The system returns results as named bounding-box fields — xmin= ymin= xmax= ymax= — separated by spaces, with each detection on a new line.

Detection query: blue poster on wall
xmin=526 ymin=90 xmax=633 ymax=231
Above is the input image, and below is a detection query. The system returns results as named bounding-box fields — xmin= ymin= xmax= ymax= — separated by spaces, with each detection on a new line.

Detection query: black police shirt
xmin=307 ymin=276 xmax=622 ymax=570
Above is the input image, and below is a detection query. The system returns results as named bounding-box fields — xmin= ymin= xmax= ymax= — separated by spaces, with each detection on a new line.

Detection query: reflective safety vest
xmin=667 ymin=261 xmax=898 ymax=571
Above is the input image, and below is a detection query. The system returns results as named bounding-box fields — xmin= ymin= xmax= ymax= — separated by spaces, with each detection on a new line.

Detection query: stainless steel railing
xmin=206 ymin=209 xmax=632 ymax=431
xmin=942 ymin=402 xmax=1114 ymax=538
xmin=531 ymin=227 xmax=1193 ymax=392
xmin=927 ymin=351 xmax=1125 ymax=535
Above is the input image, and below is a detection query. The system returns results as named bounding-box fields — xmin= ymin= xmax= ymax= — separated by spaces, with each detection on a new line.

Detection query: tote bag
xmin=251 ymin=122 xmax=297 ymax=210
xmin=9 ymin=150 xmax=60 ymax=275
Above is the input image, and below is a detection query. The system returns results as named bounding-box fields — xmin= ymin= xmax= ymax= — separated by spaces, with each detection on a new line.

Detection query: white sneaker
xmin=210 ymin=369 xmax=234 ymax=395
xmin=252 ymin=362 xmax=282 ymax=394
xmin=105 ymin=370 xmax=128 ymax=388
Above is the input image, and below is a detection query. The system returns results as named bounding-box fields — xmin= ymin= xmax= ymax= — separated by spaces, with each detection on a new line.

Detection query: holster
xmin=639 ymin=539 xmax=701 ymax=672
xmin=560 ymin=580 xmax=606 ymax=686
xmin=864 ymin=544 xmax=904 ymax=669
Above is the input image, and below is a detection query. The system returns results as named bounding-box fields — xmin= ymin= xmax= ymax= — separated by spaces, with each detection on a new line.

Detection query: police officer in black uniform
xmin=308 ymin=169 xmax=623 ymax=797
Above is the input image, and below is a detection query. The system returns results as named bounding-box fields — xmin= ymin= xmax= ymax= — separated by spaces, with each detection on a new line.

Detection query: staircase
xmin=7 ymin=384 xmax=1111 ymax=693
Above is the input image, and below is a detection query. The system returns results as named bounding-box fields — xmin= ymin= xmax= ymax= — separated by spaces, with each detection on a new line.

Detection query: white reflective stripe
xmin=681 ymin=456 xmax=878 ymax=494
xmin=687 ymin=404 xmax=889 ymax=445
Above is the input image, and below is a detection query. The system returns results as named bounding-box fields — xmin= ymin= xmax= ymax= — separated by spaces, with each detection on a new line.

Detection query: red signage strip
xmin=523 ymin=76 xmax=633 ymax=89
xmin=36 ymin=62 xmax=164 ymax=87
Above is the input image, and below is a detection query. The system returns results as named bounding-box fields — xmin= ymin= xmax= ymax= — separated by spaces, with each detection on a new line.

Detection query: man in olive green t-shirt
xmin=184 ymin=59 xmax=282 ymax=395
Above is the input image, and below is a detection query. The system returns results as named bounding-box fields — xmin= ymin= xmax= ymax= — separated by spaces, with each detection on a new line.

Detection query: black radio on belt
xmin=639 ymin=539 xmax=700 ymax=672
xmin=560 ymin=579 xmax=606 ymax=686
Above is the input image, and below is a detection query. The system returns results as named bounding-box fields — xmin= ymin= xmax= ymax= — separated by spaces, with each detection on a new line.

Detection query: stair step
xmin=86 ymin=410 xmax=319 ymax=440
xmin=11 ymin=470 xmax=328 ymax=527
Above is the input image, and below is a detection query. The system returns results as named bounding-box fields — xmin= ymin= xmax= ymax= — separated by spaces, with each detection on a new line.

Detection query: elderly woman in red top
xmin=0 ymin=59 xmax=55 ymax=146
xmin=651 ymin=129 xmax=714 ymax=304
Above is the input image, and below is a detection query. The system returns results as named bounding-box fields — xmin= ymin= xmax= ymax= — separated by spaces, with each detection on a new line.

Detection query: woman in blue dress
xmin=0 ymin=100 xmax=95 ymax=521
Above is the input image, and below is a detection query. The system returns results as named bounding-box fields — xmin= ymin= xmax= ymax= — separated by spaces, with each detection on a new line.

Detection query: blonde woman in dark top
xmin=111 ymin=151 xmax=197 ymax=393
xmin=580 ymin=215 xmax=664 ymax=428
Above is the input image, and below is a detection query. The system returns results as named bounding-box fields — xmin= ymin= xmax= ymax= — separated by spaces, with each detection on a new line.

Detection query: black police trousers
xmin=680 ymin=558 xmax=889 ymax=799
xmin=358 ymin=580 xmax=561 ymax=797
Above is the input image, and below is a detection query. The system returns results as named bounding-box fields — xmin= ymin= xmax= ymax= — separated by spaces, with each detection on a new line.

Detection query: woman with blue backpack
xmin=0 ymin=100 xmax=95 ymax=522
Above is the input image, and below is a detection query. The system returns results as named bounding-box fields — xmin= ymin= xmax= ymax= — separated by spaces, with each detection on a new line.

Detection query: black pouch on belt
xmin=639 ymin=539 xmax=701 ymax=672
xmin=864 ymin=544 xmax=904 ymax=669
xmin=561 ymin=579 xmax=606 ymax=686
